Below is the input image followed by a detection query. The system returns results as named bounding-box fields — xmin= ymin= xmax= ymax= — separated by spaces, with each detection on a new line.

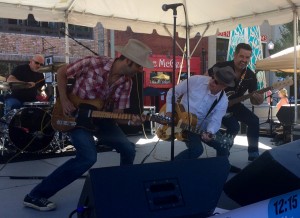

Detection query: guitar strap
xmin=204 ymin=90 xmax=224 ymax=119
xmin=235 ymin=68 xmax=247 ymax=93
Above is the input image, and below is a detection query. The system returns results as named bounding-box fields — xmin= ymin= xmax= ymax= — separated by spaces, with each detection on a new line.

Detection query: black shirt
xmin=10 ymin=64 xmax=45 ymax=102
xmin=208 ymin=60 xmax=258 ymax=100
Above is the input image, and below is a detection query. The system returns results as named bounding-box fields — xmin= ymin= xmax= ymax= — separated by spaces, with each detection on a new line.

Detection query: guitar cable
xmin=140 ymin=138 xmax=160 ymax=164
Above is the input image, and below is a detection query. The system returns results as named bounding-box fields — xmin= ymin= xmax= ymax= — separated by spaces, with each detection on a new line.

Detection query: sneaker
xmin=23 ymin=194 xmax=56 ymax=211
xmin=248 ymin=152 xmax=259 ymax=161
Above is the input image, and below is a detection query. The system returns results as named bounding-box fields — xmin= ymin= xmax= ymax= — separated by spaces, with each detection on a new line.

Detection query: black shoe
xmin=230 ymin=165 xmax=242 ymax=173
xmin=248 ymin=152 xmax=259 ymax=161
xmin=23 ymin=194 xmax=56 ymax=211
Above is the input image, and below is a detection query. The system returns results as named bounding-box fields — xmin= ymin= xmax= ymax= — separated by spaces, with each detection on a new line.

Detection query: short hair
xmin=235 ymin=43 xmax=252 ymax=54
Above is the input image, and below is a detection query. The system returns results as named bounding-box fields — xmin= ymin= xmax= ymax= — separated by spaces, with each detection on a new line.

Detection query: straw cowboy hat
xmin=115 ymin=39 xmax=154 ymax=68
xmin=213 ymin=66 xmax=235 ymax=87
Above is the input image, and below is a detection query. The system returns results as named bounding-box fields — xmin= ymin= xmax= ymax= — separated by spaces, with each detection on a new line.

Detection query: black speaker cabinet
xmin=276 ymin=104 xmax=300 ymax=126
xmin=224 ymin=140 xmax=300 ymax=206
xmin=77 ymin=157 xmax=230 ymax=218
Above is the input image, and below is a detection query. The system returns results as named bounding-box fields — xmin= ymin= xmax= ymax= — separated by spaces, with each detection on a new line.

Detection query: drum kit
xmin=0 ymin=64 xmax=72 ymax=156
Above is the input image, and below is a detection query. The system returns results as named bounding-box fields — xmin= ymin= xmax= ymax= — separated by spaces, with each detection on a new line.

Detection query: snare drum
xmin=23 ymin=101 xmax=51 ymax=108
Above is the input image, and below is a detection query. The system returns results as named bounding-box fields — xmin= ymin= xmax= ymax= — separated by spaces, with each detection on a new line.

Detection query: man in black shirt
xmin=208 ymin=43 xmax=264 ymax=163
xmin=5 ymin=54 xmax=46 ymax=114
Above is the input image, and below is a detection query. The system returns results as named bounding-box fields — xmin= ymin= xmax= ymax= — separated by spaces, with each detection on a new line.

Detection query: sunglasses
xmin=33 ymin=60 xmax=44 ymax=66
xmin=211 ymin=76 xmax=219 ymax=85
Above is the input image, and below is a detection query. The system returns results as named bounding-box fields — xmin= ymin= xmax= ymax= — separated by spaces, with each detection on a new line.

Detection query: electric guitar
xmin=51 ymin=94 xmax=171 ymax=132
xmin=174 ymin=119 xmax=234 ymax=150
xmin=155 ymin=103 xmax=197 ymax=141
xmin=156 ymin=103 xmax=233 ymax=149
xmin=228 ymin=78 xmax=293 ymax=107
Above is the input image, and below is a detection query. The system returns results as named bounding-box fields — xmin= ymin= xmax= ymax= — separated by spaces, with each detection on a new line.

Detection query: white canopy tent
xmin=0 ymin=0 xmax=300 ymax=65
xmin=256 ymin=45 xmax=300 ymax=73
xmin=0 ymin=0 xmax=299 ymax=38
xmin=0 ymin=0 xmax=299 ymax=121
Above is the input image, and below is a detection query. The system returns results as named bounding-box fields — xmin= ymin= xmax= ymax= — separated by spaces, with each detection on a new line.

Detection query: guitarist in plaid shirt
xmin=23 ymin=39 xmax=154 ymax=211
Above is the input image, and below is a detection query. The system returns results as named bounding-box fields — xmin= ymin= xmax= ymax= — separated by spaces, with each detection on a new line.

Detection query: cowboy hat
xmin=115 ymin=39 xmax=154 ymax=68
xmin=213 ymin=66 xmax=235 ymax=87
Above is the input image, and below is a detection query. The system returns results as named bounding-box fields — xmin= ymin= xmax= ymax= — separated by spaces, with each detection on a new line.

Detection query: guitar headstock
xmin=271 ymin=78 xmax=293 ymax=90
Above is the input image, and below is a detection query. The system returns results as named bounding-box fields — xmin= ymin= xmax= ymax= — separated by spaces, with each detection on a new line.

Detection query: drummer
xmin=5 ymin=54 xmax=47 ymax=114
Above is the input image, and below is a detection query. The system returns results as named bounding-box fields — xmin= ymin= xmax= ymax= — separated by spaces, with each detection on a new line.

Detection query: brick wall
xmin=0 ymin=28 xmax=103 ymax=63
xmin=0 ymin=25 xmax=207 ymax=74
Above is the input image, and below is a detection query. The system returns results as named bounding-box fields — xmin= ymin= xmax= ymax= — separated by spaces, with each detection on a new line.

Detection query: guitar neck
xmin=91 ymin=111 xmax=133 ymax=120
xmin=228 ymin=86 xmax=271 ymax=107
xmin=179 ymin=121 xmax=203 ymax=135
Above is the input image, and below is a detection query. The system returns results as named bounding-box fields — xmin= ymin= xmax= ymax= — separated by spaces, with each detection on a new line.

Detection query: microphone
xmin=162 ymin=3 xmax=183 ymax=11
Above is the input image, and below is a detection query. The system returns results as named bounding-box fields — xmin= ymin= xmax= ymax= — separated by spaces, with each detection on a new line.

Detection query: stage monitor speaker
xmin=77 ymin=157 xmax=230 ymax=218
xmin=276 ymin=104 xmax=300 ymax=126
xmin=224 ymin=140 xmax=300 ymax=206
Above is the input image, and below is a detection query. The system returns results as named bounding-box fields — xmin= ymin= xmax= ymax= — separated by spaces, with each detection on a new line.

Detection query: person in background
xmin=207 ymin=43 xmax=264 ymax=167
xmin=164 ymin=66 xmax=235 ymax=160
xmin=276 ymin=88 xmax=289 ymax=111
xmin=23 ymin=39 xmax=154 ymax=211
xmin=272 ymin=88 xmax=289 ymax=143
xmin=5 ymin=54 xmax=47 ymax=114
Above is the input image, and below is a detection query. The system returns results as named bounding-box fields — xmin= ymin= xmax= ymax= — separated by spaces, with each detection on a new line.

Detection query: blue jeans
xmin=222 ymin=103 xmax=259 ymax=154
xmin=4 ymin=97 xmax=23 ymax=114
xmin=29 ymin=119 xmax=136 ymax=199
xmin=174 ymin=131 xmax=229 ymax=160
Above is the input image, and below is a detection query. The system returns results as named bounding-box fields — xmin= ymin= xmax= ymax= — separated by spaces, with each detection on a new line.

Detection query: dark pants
xmin=222 ymin=103 xmax=259 ymax=154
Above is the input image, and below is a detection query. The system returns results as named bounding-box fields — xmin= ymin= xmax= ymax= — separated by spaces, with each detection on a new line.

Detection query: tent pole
xmin=169 ymin=8 xmax=179 ymax=161
xmin=64 ymin=15 xmax=70 ymax=64
xmin=293 ymin=11 xmax=298 ymax=124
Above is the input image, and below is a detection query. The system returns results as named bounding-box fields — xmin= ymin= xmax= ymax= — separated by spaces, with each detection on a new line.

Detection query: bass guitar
xmin=51 ymin=94 xmax=171 ymax=132
xmin=228 ymin=78 xmax=293 ymax=107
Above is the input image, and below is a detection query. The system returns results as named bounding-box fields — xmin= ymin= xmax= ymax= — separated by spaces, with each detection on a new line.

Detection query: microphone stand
xmin=260 ymin=93 xmax=277 ymax=135
xmin=170 ymin=8 xmax=178 ymax=161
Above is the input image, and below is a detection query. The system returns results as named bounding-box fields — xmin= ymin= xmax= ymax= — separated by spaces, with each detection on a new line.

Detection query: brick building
xmin=0 ymin=16 xmax=208 ymax=78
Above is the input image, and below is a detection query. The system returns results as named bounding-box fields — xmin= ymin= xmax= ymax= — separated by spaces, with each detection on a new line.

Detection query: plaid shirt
xmin=66 ymin=56 xmax=132 ymax=110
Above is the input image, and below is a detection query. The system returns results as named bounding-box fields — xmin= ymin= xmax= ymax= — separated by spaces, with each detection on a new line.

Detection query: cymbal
xmin=0 ymin=81 xmax=10 ymax=91
xmin=38 ymin=63 xmax=65 ymax=73
xmin=9 ymin=82 xmax=31 ymax=90
xmin=0 ymin=76 xmax=6 ymax=81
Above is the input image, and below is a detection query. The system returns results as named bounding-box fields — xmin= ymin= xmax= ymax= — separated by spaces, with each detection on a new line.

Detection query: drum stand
xmin=52 ymin=71 xmax=57 ymax=104
xmin=49 ymin=131 xmax=72 ymax=153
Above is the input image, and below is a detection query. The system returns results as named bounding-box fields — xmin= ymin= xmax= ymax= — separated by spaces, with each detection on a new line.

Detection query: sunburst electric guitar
xmin=51 ymin=94 xmax=171 ymax=132
xmin=156 ymin=103 xmax=234 ymax=149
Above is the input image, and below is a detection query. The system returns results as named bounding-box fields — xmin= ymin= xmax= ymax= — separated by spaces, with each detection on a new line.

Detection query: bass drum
xmin=8 ymin=107 xmax=55 ymax=153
